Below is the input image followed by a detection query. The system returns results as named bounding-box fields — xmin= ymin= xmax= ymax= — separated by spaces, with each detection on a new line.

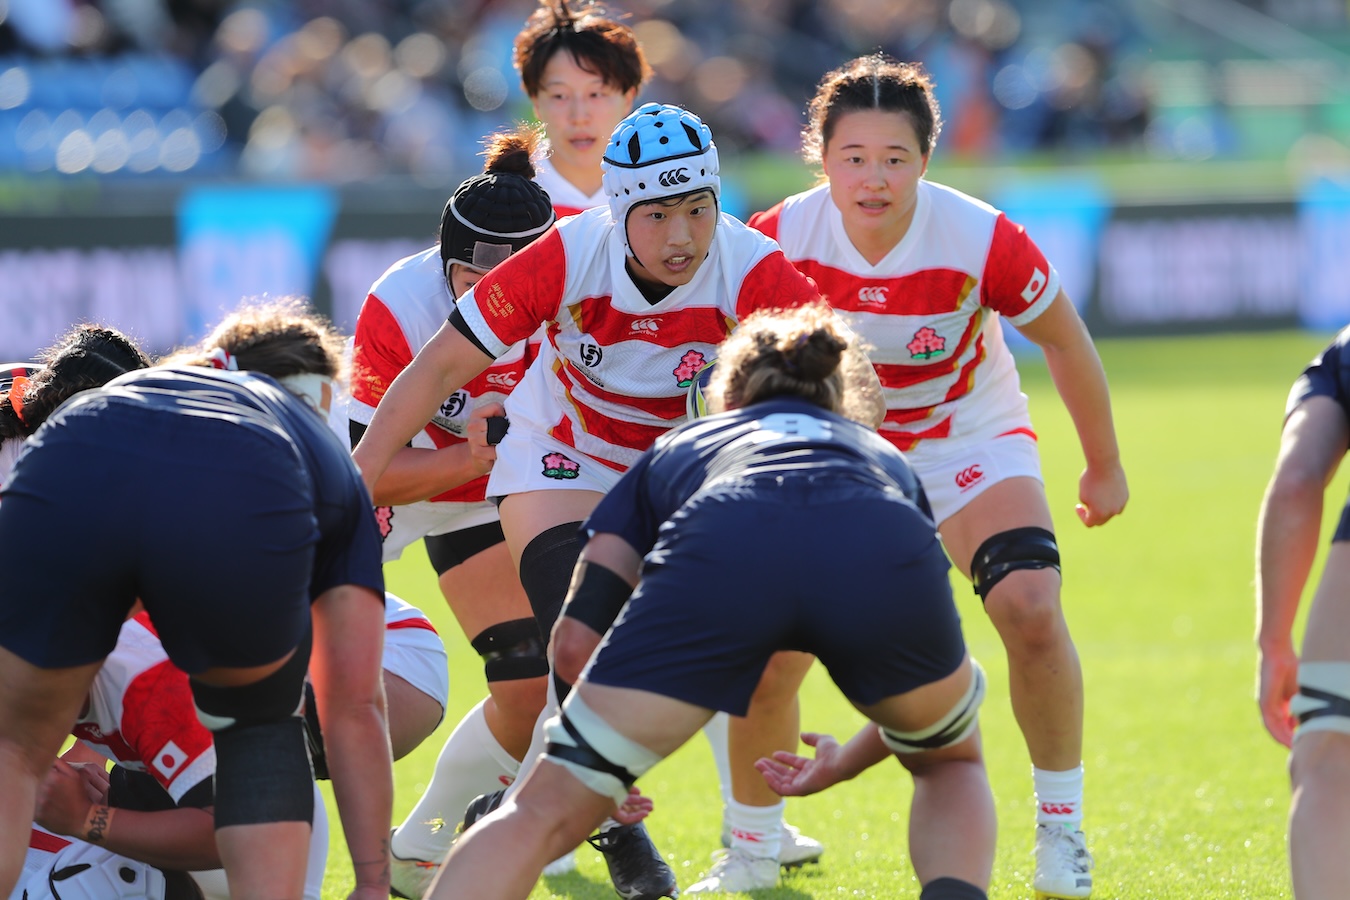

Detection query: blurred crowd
xmin=0 ymin=0 xmax=1162 ymax=180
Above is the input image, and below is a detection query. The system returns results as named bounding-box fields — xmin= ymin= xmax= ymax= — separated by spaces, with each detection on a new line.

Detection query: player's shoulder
xmin=367 ymin=246 xmax=447 ymax=308
xmin=921 ymin=179 xmax=1002 ymax=220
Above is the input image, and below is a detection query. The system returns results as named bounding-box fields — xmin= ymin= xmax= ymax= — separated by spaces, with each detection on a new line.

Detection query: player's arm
xmin=348 ymin=402 xmax=498 ymax=506
xmin=1014 ymin=290 xmax=1128 ymax=527
xmin=1256 ymin=395 xmax=1349 ymax=746
xmin=309 ymin=583 xmax=392 ymax=896
xmin=34 ymin=760 xmax=220 ymax=870
xmin=552 ymin=533 xmax=643 ymax=685
xmin=352 ymin=322 xmax=493 ymax=496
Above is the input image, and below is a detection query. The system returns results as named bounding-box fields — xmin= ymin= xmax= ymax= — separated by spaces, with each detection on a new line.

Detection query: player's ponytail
xmin=708 ymin=302 xmax=885 ymax=428
xmin=167 ymin=297 xmax=345 ymax=382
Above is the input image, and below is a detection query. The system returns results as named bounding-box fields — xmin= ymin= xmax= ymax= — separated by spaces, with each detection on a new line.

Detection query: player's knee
xmin=969 ymin=526 xmax=1060 ymax=602
xmin=1292 ymin=662 xmax=1350 ymax=748
xmin=880 ymin=660 xmax=987 ymax=757
xmin=472 ymin=617 xmax=549 ymax=682
xmin=518 ymin=522 xmax=585 ymax=635
xmin=542 ymin=692 xmax=662 ymax=805
xmin=191 ymin=637 xmax=314 ymax=827
xmin=551 ymin=618 xmax=604 ymax=686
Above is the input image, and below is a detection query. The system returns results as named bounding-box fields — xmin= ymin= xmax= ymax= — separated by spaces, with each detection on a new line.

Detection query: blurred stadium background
xmin=2 ymin=0 xmax=1350 ymax=359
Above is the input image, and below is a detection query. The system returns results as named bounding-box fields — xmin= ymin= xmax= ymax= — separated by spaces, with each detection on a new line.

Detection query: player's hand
xmin=754 ymin=732 xmax=845 ymax=797
xmin=34 ymin=759 xmax=96 ymax=836
xmin=612 ymin=785 xmax=654 ymax=825
xmin=1077 ymin=461 xmax=1128 ymax=527
xmin=465 ymin=402 xmax=505 ymax=475
xmin=1258 ymin=641 xmax=1300 ymax=748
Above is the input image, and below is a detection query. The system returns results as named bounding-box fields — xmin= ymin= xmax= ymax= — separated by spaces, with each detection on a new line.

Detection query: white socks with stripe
xmin=391 ymin=698 xmax=520 ymax=861
xmin=1033 ymin=764 xmax=1084 ymax=829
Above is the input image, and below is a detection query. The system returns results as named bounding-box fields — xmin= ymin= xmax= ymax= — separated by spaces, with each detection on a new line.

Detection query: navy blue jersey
xmin=81 ymin=366 xmax=384 ymax=601
xmin=1288 ymin=325 xmax=1350 ymax=422
xmin=0 ymin=365 xmax=384 ymax=671
xmin=586 ymin=397 xmax=933 ymax=555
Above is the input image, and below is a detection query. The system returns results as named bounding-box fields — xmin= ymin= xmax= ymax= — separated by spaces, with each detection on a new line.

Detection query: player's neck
xmin=550 ymin=156 xmax=603 ymax=198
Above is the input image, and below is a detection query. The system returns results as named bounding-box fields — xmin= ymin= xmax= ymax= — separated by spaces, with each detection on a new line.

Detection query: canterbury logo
xmin=658 ymin=167 xmax=691 ymax=187
xmin=1040 ymin=803 xmax=1078 ymax=816
xmin=955 ymin=465 xmax=984 ymax=489
xmin=484 ymin=372 xmax=517 ymax=388
xmin=631 ymin=318 xmax=661 ymax=333
xmin=857 ymin=286 xmax=888 ymax=305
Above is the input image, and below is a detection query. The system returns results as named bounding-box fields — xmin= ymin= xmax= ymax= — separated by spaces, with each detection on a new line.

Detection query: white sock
xmin=504 ymin=675 xmax=559 ymax=802
xmin=1033 ymin=764 xmax=1084 ymax=829
xmin=702 ymin=712 xmax=734 ymax=815
xmin=392 ymin=698 xmax=520 ymax=861
xmin=725 ymin=798 xmax=785 ymax=860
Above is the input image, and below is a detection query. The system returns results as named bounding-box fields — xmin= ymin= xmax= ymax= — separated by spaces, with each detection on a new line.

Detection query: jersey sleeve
xmin=455 ymin=229 xmax=568 ymax=358
xmin=746 ymin=204 xmax=783 ymax=241
xmin=734 ymin=250 xmax=821 ymax=320
xmin=1288 ymin=326 xmax=1350 ymax=420
xmin=350 ymin=294 xmax=414 ymax=423
xmin=118 ymin=661 xmax=217 ymax=804
xmin=979 ymin=213 xmax=1061 ymax=326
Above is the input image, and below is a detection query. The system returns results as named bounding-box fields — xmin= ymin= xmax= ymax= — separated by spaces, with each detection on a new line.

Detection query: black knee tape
xmin=191 ymin=630 xmax=312 ymax=729
xmin=191 ymin=630 xmax=315 ymax=827
xmin=969 ymin=526 xmax=1060 ymax=601
xmin=212 ymin=717 xmax=315 ymax=827
xmin=471 ymin=617 xmax=548 ymax=682
xmin=518 ymin=522 xmax=585 ymax=636
xmin=919 ymin=877 xmax=987 ymax=900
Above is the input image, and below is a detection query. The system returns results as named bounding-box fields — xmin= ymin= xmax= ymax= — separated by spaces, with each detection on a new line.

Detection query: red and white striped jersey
xmin=534 ymin=153 xmax=606 ymax=219
xmin=71 ymin=613 xmax=215 ymax=804
xmin=350 ymin=247 xmax=537 ymax=503
xmin=456 ymin=206 xmax=821 ymax=471
xmin=750 ymin=181 xmax=1059 ymax=450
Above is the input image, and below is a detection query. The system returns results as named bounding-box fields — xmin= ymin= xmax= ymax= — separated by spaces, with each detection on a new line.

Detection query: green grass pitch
xmin=320 ymin=329 xmax=1344 ymax=899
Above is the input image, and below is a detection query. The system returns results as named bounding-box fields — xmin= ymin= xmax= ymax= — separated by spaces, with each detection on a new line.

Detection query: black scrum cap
xmin=439 ymin=172 xmax=555 ymax=274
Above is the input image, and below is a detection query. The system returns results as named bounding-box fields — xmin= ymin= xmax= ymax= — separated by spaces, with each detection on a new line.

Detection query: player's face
xmin=625 ymin=190 xmax=718 ymax=288
xmin=532 ymin=51 xmax=637 ymax=185
xmin=448 ymin=263 xmax=485 ymax=300
xmin=822 ymin=109 xmax=929 ymax=246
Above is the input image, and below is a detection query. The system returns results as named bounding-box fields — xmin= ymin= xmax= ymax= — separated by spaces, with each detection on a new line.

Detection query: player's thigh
xmin=1302 ymin=542 xmax=1350 ymax=661
xmin=937 ymin=475 xmax=1055 ymax=577
xmin=437 ymin=540 xmax=533 ymax=638
xmin=498 ymin=489 xmax=605 ymax=570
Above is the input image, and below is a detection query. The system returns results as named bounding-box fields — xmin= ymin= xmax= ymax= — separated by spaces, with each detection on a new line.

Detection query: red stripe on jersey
xmin=553 ymin=204 xmax=589 ymax=218
xmin=879 ymin=417 xmax=953 ymax=451
xmin=554 ymin=364 xmax=670 ymax=454
xmin=734 ymin=251 xmax=822 ymax=319
xmin=134 ymin=610 xmax=158 ymax=635
xmin=998 ymin=426 xmax=1038 ymax=441
xmin=942 ymin=334 xmax=986 ymax=403
xmin=29 ymin=829 xmax=72 ymax=853
xmin=387 ymin=618 xmax=439 ymax=635
xmin=746 ymin=204 xmax=782 ymax=241
xmin=793 ymin=261 xmax=976 ymax=317
xmin=544 ymin=413 xmax=628 ymax=472
xmin=874 ymin=310 xmax=984 ymax=391
xmin=883 ymin=404 xmax=939 ymax=426
xmin=567 ymin=296 xmax=734 ymax=348
xmin=559 ymin=359 xmax=686 ymax=420
xmin=352 ymin=296 xmax=415 ymax=408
